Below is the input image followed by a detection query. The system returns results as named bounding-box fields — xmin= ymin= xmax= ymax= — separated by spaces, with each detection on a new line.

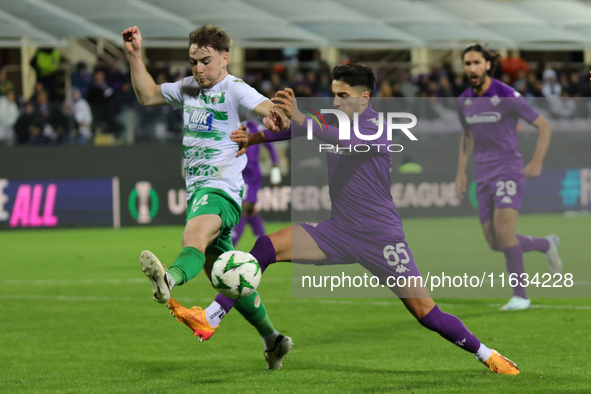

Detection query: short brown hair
xmin=188 ymin=24 xmax=232 ymax=53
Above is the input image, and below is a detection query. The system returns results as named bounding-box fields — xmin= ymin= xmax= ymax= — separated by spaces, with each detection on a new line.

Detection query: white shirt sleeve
xmin=230 ymin=78 xmax=268 ymax=114
xmin=161 ymin=77 xmax=191 ymax=110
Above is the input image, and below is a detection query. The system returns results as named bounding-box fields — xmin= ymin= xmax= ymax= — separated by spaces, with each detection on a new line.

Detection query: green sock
xmin=235 ymin=291 xmax=275 ymax=336
xmin=167 ymin=247 xmax=205 ymax=286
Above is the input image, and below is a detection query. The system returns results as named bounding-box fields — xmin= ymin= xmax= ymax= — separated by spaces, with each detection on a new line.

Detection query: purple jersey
xmin=265 ymin=105 xmax=404 ymax=236
xmin=244 ymin=119 xmax=279 ymax=181
xmin=457 ymin=78 xmax=539 ymax=182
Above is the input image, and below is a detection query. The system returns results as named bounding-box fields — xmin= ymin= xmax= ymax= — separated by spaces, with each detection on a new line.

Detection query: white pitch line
xmin=0 ymin=294 xmax=137 ymax=302
xmin=2 ymin=278 xmax=147 ymax=285
xmin=1 ymin=277 xmax=290 ymax=286
xmin=0 ymin=294 xmax=588 ymax=310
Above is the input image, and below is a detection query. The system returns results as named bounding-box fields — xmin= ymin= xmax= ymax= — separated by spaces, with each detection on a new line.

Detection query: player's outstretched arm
xmin=523 ymin=115 xmax=551 ymax=179
xmin=253 ymin=100 xmax=289 ymax=132
xmin=230 ymin=127 xmax=266 ymax=157
xmin=455 ymin=129 xmax=473 ymax=199
xmin=272 ymin=88 xmax=306 ymax=126
xmin=121 ymin=26 xmax=166 ymax=106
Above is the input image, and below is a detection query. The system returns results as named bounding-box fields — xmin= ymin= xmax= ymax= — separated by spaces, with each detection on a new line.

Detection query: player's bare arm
xmin=522 ymin=115 xmax=551 ymax=179
xmin=253 ymin=100 xmax=289 ymax=133
xmin=121 ymin=26 xmax=166 ymax=106
xmin=272 ymin=88 xmax=306 ymax=126
xmin=455 ymin=129 xmax=474 ymax=199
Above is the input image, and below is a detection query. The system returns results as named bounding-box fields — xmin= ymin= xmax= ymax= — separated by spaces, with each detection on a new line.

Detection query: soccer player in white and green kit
xmin=121 ymin=24 xmax=292 ymax=369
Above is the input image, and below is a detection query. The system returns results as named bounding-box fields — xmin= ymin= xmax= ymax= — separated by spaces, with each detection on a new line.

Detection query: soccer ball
xmin=211 ymin=251 xmax=261 ymax=299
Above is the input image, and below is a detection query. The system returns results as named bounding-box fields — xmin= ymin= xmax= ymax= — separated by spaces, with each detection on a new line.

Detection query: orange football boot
xmin=484 ymin=350 xmax=520 ymax=375
xmin=167 ymin=298 xmax=218 ymax=341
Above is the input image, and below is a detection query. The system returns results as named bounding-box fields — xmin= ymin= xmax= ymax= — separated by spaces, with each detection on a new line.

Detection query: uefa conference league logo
xmin=129 ymin=181 xmax=159 ymax=224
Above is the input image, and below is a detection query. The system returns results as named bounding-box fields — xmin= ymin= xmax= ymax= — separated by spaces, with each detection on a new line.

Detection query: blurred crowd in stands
xmin=1 ymin=48 xmax=591 ymax=147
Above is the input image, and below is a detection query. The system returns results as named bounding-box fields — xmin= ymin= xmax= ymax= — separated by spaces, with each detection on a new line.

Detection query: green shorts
xmin=186 ymin=187 xmax=242 ymax=256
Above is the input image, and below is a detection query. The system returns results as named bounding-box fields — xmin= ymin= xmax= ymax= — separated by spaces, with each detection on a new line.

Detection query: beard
xmin=469 ymin=73 xmax=487 ymax=89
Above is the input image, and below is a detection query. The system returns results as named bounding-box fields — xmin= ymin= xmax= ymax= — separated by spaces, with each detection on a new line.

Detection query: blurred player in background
xmin=122 ymin=24 xmax=293 ymax=369
xmin=231 ymin=119 xmax=282 ymax=246
xmin=171 ymin=64 xmax=522 ymax=375
xmin=455 ymin=44 xmax=562 ymax=311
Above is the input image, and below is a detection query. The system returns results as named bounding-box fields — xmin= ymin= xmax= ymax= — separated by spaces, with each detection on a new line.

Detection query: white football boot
xmin=544 ymin=234 xmax=563 ymax=275
xmin=499 ymin=296 xmax=531 ymax=311
xmin=140 ymin=250 xmax=171 ymax=303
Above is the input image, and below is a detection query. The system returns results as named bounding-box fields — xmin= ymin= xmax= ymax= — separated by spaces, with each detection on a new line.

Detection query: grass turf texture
xmin=1 ymin=213 xmax=589 ymax=393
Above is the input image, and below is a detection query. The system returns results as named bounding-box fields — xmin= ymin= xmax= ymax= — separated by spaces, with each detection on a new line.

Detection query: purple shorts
xmin=300 ymin=219 xmax=422 ymax=281
xmin=476 ymin=172 xmax=525 ymax=223
xmin=243 ymin=176 xmax=262 ymax=204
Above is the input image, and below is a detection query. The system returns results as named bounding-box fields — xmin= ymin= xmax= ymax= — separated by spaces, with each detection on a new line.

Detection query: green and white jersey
xmin=161 ymin=74 xmax=267 ymax=204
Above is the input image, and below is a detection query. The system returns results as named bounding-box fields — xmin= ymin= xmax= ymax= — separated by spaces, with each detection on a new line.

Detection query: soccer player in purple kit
xmin=231 ymin=119 xmax=282 ymax=246
xmin=455 ymin=44 xmax=562 ymax=311
xmin=168 ymin=63 xmax=521 ymax=374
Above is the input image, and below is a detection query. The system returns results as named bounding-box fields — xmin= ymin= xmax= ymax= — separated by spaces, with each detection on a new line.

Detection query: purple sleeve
xmin=263 ymin=127 xmax=294 ymax=142
xmin=511 ymin=95 xmax=539 ymax=124
xmin=263 ymin=142 xmax=279 ymax=165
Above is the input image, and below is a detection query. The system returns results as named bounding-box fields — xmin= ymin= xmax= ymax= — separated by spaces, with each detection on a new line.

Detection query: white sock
xmin=474 ymin=343 xmax=493 ymax=362
xmin=261 ymin=330 xmax=280 ymax=351
xmin=165 ymin=272 xmax=176 ymax=290
xmin=205 ymin=301 xmax=226 ymax=327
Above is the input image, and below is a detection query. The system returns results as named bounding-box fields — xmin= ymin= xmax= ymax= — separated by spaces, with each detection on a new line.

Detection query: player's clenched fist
xmin=121 ymin=26 xmax=143 ymax=55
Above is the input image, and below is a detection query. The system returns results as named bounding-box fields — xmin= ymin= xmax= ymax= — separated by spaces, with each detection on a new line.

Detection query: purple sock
xmin=516 ymin=234 xmax=549 ymax=253
xmin=214 ymin=293 xmax=237 ymax=313
xmin=249 ymin=235 xmax=277 ymax=273
xmin=419 ymin=306 xmax=481 ymax=353
xmin=232 ymin=216 xmax=247 ymax=246
xmin=247 ymin=214 xmax=266 ymax=238
xmin=504 ymin=243 xmax=527 ymax=299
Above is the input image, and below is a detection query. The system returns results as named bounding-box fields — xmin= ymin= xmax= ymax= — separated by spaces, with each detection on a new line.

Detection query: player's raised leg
xmin=515 ymin=233 xmax=562 ymax=274
xmin=186 ymin=290 xmax=294 ymax=369
xmin=396 ymin=281 xmax=519 ymax=375
xmin=169 ymin=288 xmax=293 ymax=369
xmin=188 ymin=225 xmax=323 ymax=368
xmin=140 ymin=214 xmax=220 ymax=303
xmin=169 ymin=235 xmax=280 ymax=340
xmin=168 ymin=221 xmax=294 ymax=369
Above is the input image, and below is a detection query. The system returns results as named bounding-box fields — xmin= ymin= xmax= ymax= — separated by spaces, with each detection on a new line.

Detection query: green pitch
xmin=1 ymin=213 xmax=589 ymax=392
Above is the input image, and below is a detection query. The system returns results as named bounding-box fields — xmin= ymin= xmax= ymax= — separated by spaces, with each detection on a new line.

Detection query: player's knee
xmin=181 ymin=235 xmax=208 ymax=253
xmin=494 ymin=230 xmax=513 ymax=250
xmin=490 ymin=241 xmax=504 ymax=251
xmin=484 ymin=236 xmax=501 ymax=251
